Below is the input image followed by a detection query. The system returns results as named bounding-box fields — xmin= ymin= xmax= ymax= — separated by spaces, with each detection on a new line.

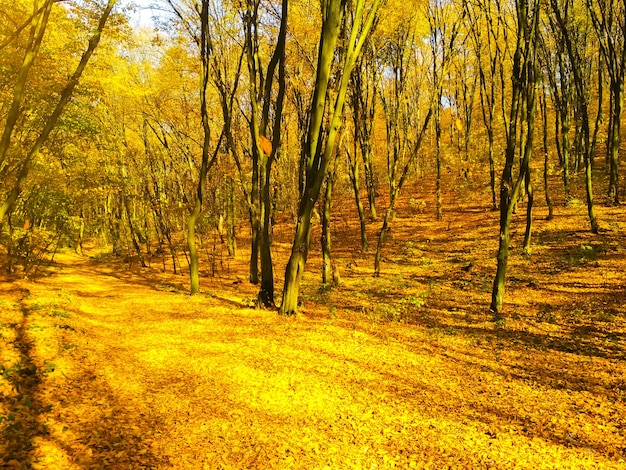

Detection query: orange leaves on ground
xmin=1 ymin=190 xmax=626 ymax=468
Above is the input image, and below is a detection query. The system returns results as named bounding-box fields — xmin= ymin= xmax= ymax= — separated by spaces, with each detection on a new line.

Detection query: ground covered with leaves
xmin=1 ymin=183 xmax=626 ymax=469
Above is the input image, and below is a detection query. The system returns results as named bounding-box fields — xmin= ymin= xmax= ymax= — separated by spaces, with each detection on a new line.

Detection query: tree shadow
xmin=1 ymin=294 xmax=45 ymax=467
xmin=1 ymin=295 xmax=168 ymax=469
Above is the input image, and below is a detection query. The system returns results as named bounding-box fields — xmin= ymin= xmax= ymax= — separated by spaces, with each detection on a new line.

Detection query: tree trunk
xmin=124 ymin=195 xmax=146 ymax=267
xmin=608 ymin=88 xmax=621 ymax=204
xmin=75 ymin=208 xmax=85 ymax=255
xmin=187 ymin=200 xmax=201 ymax=294
xmin=226 ymin=177 xmax=237 ymax=257
xmin=374 ymin=205 xmax=393 ymax=277
xmin=321 ymin=170 xmax=335 ymax=286
xmin=249 ymin=167 xmax=260 ymax=284
xmin=523 ymin=165 xmax=533 ymax=253
xmin=257 ymin=154 xmax=274 ymax=305
xmin=488 ymin=129 xmax=497 ymax=210
xmin=561 ymin=109 xmax=571 ymax=202
xmin=541 ymin=90 xmax=554 ymax=220
xmin=280 ymin=200 xmax=313 ymax=314
xmin=362 ymin=144 xmax=377 ymax=220
xmin=187 ymin=0 xmax=215 ymax=295
xmin=435 ymin=98 xmax=443 ymax=221
xmin=346 ymin=142 xmax=368 ymax=251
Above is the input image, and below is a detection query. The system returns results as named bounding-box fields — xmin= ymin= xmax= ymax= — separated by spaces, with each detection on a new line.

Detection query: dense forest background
xmin=1 ymin=0 xmax=624 ymax=312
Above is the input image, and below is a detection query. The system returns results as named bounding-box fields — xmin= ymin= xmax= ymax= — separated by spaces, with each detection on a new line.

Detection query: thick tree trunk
xmin=280 ymin=201 xmax=313 ymax=314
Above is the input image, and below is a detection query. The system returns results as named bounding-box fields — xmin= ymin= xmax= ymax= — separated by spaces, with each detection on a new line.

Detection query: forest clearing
xmin=1 ymin=181 xmax=626 ymax=469
xmin=2 ymin=0 xmax=626 ymax=467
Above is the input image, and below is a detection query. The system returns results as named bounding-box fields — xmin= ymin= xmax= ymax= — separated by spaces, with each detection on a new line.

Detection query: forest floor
xmin=1 ymin=180 xmax=626 ymax=469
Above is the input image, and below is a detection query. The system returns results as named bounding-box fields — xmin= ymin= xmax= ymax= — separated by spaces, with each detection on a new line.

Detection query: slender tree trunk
xmin=374 ymin=205 xmax=393 ymax=277
xmin=107 ymin=194 xmax=122 ymax=256
xmin=561 ymin=110 xmax=571 ymax=201
xmin=607 ymin=91 xmax=614 ymax=166
xmin=346 ymin=141 xmax=368 ymax=251
xmin=226 ymin=176 xmax=237 ymax=257
xmin=608 ymin=88 xmax=621 ymax=204
xmin=124 ymin=195 xmax=146 ymax=267
xmin=321 ymin=171 xmax=335 ymax=285
xmin=187 ymin=200 xmax=201 ymax=294
xmin=541 ymin=90 xmax=554 ymax=220
xmin=435 ymin=94 xmax=443 ymax=221
xmin=488 ymin=128 xmax=497 ymax=210
xmin=523 ymin=165 xmax=533 ymax=253
xmin=75 ymin=209 xmax=85 ymax=255
xmin=249 ymin=167 xmax=260 ymax=284
xmin=591 ymin=57 xmax=603 ymax=168
xmin=362 ymin=144 xmax=377 ymax=220
xmin=585 ymin=143 xmax=599 ymax=232
xmin=257 ymin=154 xmax=274 ymax=305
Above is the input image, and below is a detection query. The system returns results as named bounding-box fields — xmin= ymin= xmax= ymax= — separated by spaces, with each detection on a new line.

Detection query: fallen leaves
xmin=1 ymin=193 xmax=626 ymax=468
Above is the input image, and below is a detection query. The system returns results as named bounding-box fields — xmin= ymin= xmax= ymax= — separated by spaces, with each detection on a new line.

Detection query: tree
xmin=550 ymin=0 xmax=599 ymax=232
xmin=279 ymin=0 xmax=384 ymax=315
xmin=490 ymin=0 xmax=540 ymax=314
xmin=468 ymin=0 xmax=505 ymax=210
xmin=540 ymin=18 xmax=574 ymax=201
xmin=178 ymin=0 xmax=219 ymax=295
xmin=242 ymin=0 xmax=288 ymax=306
xmin=346 ymin=41 xmax=380 ymax=252
xmin=585 ymin=0 xmax=625 ymax=204
xmin=0 ymin=0 xmax=119 ymax=223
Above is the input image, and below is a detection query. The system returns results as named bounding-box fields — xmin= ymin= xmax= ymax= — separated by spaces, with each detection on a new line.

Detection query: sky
xmin=125 ymin=0 xmax=160 ymax=29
